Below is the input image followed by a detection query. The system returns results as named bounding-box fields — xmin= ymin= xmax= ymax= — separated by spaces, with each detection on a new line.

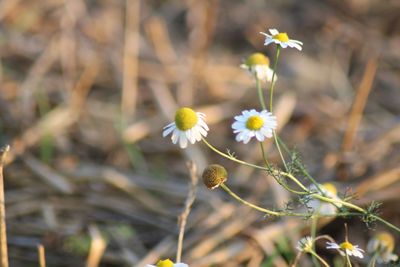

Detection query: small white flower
xmin=146 ymin=259 xmax=189 ymax=267
xmin=260 ymin=29 xmax=303 ymax=51
xmin=308 ymin=183 xmax=342 ymax=216
xmin=240 ymin=53 xmax=276 ymax=83
xmin=232 ymin=109 xmax=277 ymax=144
xmin=367 ymin=231 xmax=398 ymax=263
xmin=326 ymin=241 xmax=364 ymax=258
xmin=163 ymin=107 xmax=209 ymax=149
xmin=296 ymin=236 xmax=314 ymax=253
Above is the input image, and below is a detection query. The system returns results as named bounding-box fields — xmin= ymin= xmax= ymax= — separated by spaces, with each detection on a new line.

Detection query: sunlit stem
xmin=345 ymin=254 xmax=353 ymax=267
xmin=311 ymin=216 xmax=321 ymax=267
xmin=220 ymin=183 xmax=283 ymax=216
xmin=201 ymin=138 xmax=400 ymax=233
xmin=256 ymin=77 xmax=267 ymax=110
xmin=267 ymin=46 xmax=288 ymax=171
xmin=269 ymin=46 xmax=281 ymax=112
xmin=202 ymin=138 xmax=308 ymax=192
xmin=259 ymin=142 xmax=306 ymax=195
xmin=309 ymin=251 xmax=329 ymax=267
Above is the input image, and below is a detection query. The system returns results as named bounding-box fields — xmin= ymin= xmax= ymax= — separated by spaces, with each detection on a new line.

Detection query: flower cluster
xmin=160 ymin=27 xmax=400 ymax=267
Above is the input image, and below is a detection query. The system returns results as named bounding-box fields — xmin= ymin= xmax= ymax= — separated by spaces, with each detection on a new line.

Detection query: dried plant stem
xmin=0 ymin=145 xmax=10 ymax=267
xmin=37 ymin=244 xmax=46 ymax=267
xmin=121 ymin=0 xmax=140 ymax=120
xmin=86 ymin=225 xmax=107 ymax=267
xmin=176 ymin=162 xmax=198 ymax=262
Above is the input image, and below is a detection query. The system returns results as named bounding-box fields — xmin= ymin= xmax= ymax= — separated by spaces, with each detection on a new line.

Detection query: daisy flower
xmin=308 ymin=183 xmax=342 ymax=216
xmin=260 ymin=29 xmax=303 ymax=51
xmin=232 ymin=109 xmax=277 ymax=144
xmin=296 ymin=236 xmax=314 ymax=253
xmin=146 ymin=259 xmax=188 ymax=267
xmin=326 ymin=241 xmax=364 ymax=258
xmin=367 ymin=231 xmax=398 ymax=263
xmin=240 ymin=53 xmax=276 ymax=83
xmin=163 ymin=107 xmax=209 ymax=149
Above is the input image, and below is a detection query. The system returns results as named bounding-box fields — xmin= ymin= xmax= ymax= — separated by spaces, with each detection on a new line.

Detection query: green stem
xmin=259 ymin=142 xmax=270 ymax=167
xmin=273 ymin=130 xmax=289 ymax=171
xmin=202 ymin=138 xmax=308 ymax=192
xmin=311 ymin=216 xmax=321 ymax=267
xmin=345 ymin=253 xmax=352 ymax=267
xmin=309 ymin=251 xmax=329 ymax=267
xmin=220 ymin=184 xmax=283 ymax=216
xmin=256 ymin=77 xmax=267 ymax=110
xmin=267 ymin=47 xmax=288 ymax=171
xmin=260 ymin=142 xmax=306 ymax=195
xmin=269 ymin=47 xmax=280 ymax=112
xmin=202 ymin=139 xmax=400 ymax=233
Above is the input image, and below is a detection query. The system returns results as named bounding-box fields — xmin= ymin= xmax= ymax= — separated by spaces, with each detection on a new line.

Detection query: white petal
xmin=163 ymin=122 xmax=175 ymax=129
xmin=288 ymin=41 xmax=302 ymax=51
xmin=263 ymin=38 xmax=275 ymax=46
xmin=162 ymin=125 xmax=176 ymax=137
xmin=198 ymin=126 xmax=208 ymax=137
xmin=243 ymin=135 xmax=252 ymax=144
xmin=259 ymin=32 xmax=271 ymax=37
xmin=291 ymin=39 xmax=303 ymax=45
xmin=171 ymin=129 xmax=181 ymax=144
xmin=179 ymin=133 xmax=188 ymax=148
xmin=232 ymin=121 xmax=244 ymax=129
xmin=234 ymin=115 xmax=246 ymax=122
xmin=186 ymin=129 xmax=196 ymax=144
xmin=269 ymin=29 xmax=279 ymax=35
xmin=255 ymin=131 xmax=265 ymax=141
xmin=174 ymin=264 xmax=189 ymax=267
xmin=280 ymin=42 xmax=288 ymax=48
xmin=198 ymin=119 xmax=209 ymax=131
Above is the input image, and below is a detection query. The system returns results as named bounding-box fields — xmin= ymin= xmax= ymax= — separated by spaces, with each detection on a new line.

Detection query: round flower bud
xmin=202 ymin=164 xmax=228 ymax=189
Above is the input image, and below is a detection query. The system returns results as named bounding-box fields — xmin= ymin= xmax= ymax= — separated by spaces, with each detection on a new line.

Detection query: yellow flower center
xmin=375 ymin=232 xmax=395 ymax=251
xmin=322 ymin=183 xmax=337 ymax=196
xmin=273 ymin=33 xmax=289 ymax=42
xmin=156 ymin=259 xmax=174 ymax=267
xmin=246 ymin=115 xmax=264 ymax=130
xmin=340 ymin=241 xmax=354 ymax=250
xmin=245 ymin=53 xmax=270 ymax=67
xmin=175 ymin=107 xmax=198 ymax=131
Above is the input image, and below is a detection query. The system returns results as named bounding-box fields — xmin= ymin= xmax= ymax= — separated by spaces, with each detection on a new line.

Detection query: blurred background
xmin=0 ymin=0 xmax=399 ymax=266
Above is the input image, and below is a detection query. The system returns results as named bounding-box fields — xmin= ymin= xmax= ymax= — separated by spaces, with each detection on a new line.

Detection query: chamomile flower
xmin=367 ymin=231 xmax=398 ymax=263
xmin=326 ymin=241 xmax=364 ymax=258
xmin=146 ymin=259 xmax=188 ymax=267
xmin=240 ymin=53 xmax=276 ymax=83
xmin=296 ymin=236 xmax=314 ymax=253
xmin=260 ymin=29 xmax=303 ymax=51
xmin=308 ymin=183 xmax=342 ymax=215
xmin=232 ymin=109 xmax=277 ymax=144
xmin=163 ymin=107 xmax=209 ymax=149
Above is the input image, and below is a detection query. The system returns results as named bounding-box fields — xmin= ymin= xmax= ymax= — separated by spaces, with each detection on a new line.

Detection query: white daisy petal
xmin=162 ymin=124 xmax=176 ymax=137
xmin=263 ymin=39 xmax=275 ymax=46
xmin=269 ymin=28 xmax=279 ymax=35
xmin=179 ymin=133 xmax=188 ymax=148
xmin=259 ymin=32 xmax=271 ymax=37
xmin=171 ymin=128 xmax=180 ymax=144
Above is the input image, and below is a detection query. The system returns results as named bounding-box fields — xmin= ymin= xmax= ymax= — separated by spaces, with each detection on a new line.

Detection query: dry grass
xmin=0 ymin=0 xmax=399 ymax=266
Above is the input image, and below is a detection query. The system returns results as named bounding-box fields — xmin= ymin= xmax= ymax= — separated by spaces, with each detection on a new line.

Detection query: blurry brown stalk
xmin=37 ymin=244 xmax=46 ymax=267
xmin=121 ymin=0 xmax=140 ymax=121
xmin=86 ymin=225 xmax=107 ymax=267
xmin=176 ymin=162 xmax=198 ymax=262
xmin=0 ymin=145 xmax=10 ymax=267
